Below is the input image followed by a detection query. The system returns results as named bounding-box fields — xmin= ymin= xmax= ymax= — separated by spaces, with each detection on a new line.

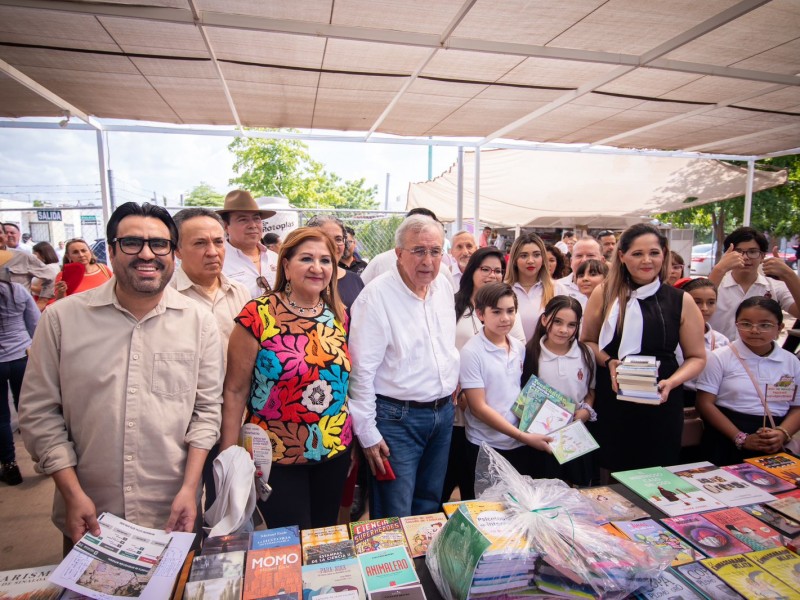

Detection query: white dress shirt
xmin=361 ymin=248 xmax=455 ymax=289
xmin=349 ymin=269 xmax=459 ymax=448
xmin=221 ymin=240 xmax=278 ymax=299
xmin=557 ymin=273 xmax=588 ymax=309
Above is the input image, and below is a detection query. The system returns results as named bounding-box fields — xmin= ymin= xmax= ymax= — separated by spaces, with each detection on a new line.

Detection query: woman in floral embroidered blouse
xmin=220 ymin=227 xmax=352 ymax=529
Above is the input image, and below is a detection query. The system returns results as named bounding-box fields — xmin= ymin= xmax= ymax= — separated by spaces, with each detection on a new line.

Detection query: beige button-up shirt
xmin=19 ymin=279 xmax=223 ymax=534
xmin=169 ymin=266 xmax=250 ymax=365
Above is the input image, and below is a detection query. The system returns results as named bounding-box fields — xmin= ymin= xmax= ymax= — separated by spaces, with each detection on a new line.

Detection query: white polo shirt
xmin=708 ymin=271 xmax=796 ymax=341
xmin=557 ymin=274 xmax=589 ymax=309
xmin=459 ymin=331 xmax=525 ymax=450
xmin=536 ymin=338 xmax=594 ymax=405
xmin=221 ymin=240 xmax=278 ymax=299
xmin=696 ymin=339 xmax=800 ymax=417
xmin=513 ymin=280 xmax=568 ymax=341
xmin=677 ymin=324 xmax=730 ymax=391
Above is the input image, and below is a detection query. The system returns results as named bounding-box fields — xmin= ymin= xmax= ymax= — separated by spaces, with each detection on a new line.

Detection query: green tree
xmin=228 ymin=133 xmax=378 ymax=209
xmin=656 ymin=155 xmax=800 ymax=260
xmin=184 ymin=182 xmax=224 ymax=207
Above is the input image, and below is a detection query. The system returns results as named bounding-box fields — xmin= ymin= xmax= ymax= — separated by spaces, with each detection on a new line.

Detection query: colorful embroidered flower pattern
xmin=236 ymin=294 xmax=352 ymax=465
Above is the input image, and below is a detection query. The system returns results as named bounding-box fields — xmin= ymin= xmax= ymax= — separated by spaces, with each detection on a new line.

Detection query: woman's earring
xmin=286 ymin=281 xmax=293 ymax=294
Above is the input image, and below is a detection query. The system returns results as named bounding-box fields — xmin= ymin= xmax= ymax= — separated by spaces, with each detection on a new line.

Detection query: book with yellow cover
xmin=745 ymin=548 xmax=800 ymax=593
xmin=701 ymin=554 xmax=797 ymax=599
xmin=400 ymin=513 xmax=446 ymax=558
xmin=301 ymin=524 xmax=350 ymax=563
xmin=744 ymin=454 xmax=800 ymax=487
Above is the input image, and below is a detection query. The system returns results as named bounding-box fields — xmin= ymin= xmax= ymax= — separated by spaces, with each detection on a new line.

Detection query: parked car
xmin=690 ymin=243 xmax=715 ymax=276
xmin=90 ymin=238 xmax=108 ymax=265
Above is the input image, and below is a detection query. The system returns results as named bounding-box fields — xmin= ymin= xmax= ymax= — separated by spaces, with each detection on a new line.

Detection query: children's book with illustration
xmin=349 ymin=518 xmax=409 ymax=555
xmin=512 ymin=374 xmax=576 ymax=432
xmin=203 ymin=533 xmax=252 ymax=555
xmin=0 ymin=565 xmax=63 ymax=600
xmin=357 ymin=546 xmax=418 ymax=593
xmin=184 ymin=551 xmax=245 ymax=600
xmin=662 ymin=514 xmax=752 ymax=558
xmin=744 ymin=453 xmax=800 ymax=487
xmin=578 ymin=486 xmax=648 ymax=522
xmin=611 ymin=518 xmax=704 ymax=567
xmin=428 ymin=507 xmax=491 ymax=600
xmin=243 ymin=544 xmax=302 ymax=600
xmin=441 ymin=501 xmax=464 ymax=518
xmin=702 ymin=508 xmax=784 ymax=550
xmin=251 ymin=526 xmax=301 ymax=550
xmin=722 ymin=462 xmax=797 ymax=495
xmin=667 ymin=461 xmax=777 ymax=507
xmin=739 ymin=502 xmax=800 ymax=537
xmin=524 ymin=398 xmax=573 ymax=435
xmin=304 ymin=540 xmax=357 ymax=566
xmin=745 ymin=548 xmax=800 ymax=594
xmin=612 ymin=466 xmax=726 ymax=517
xmin=301 ymin=557 xmax=366 ymax=600
xmin=767 ymin=495 xmax=800 ymax=522
xmin=633 ymin=567 xmax=704 ymax=600
xmin=399 ymin=513 xmax=446 ymax=558
xmin=302 ymin=525 xmax=350 ymax=548
xmin=673 ymin=562 xmax=744 ymax=600
xmin=548 ymin=420 xmax=599 ymax=464
xmin=702 ymin=554 xmax=798 ymax=599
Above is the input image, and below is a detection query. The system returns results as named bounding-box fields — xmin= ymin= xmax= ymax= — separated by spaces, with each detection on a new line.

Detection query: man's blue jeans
xmin=369 ymin=395 xmax=454 ymax=518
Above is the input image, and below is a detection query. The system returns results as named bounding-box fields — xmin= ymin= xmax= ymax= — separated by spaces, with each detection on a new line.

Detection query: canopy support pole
xmin=456 ymin=146 xmax=464 ymax=231
xmin=96 ymin=130 xmax=111 ymax=227
xmin=743 ymin=159 xmax=755 ymax=226
xmin=473 ymin=148 xmax=480 ymax=240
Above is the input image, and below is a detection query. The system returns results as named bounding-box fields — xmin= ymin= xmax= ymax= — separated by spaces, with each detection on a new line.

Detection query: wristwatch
xmin=734 ymin=431 xmax=748 ymax=450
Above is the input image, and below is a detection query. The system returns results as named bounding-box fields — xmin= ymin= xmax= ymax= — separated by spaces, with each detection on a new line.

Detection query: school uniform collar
xmin=732 ymin=338 xmax=783 ymax=362
xmin=478 ymin=328 xmax=519 ymax=356
xmin=539 ymin=337 xmax=581 ymax=361
xmin=721 ymin=271 xmax=770 ymax=290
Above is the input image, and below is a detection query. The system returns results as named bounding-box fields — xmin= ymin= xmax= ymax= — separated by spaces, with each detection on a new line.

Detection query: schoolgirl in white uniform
xmin=697 ymin=297 xmax=800 ymax=466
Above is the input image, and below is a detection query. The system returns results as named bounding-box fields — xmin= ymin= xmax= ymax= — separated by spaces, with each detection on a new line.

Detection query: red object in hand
xmin=375 ymin=458 xmax=396 ymax=481
xmin=61 ymin=263 xmax=85 ymax=295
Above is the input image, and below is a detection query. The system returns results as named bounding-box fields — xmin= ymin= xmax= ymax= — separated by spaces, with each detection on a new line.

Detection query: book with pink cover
xmin=722 ymin=463 xmax=796 ymax=495
xmin=702 ymin=507 xmax=784 ymax=550
xmin=662 ymin=513 xmax=752 ymax=558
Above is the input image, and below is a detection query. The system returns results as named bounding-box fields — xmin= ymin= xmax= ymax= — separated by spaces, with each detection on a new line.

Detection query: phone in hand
xmin=375 ymin=458 xmax=396 ymax=481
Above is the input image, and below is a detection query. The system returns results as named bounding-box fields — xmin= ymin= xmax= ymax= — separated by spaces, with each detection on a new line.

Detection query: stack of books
xmin=616 ymin=355 xmax=660 ymax=404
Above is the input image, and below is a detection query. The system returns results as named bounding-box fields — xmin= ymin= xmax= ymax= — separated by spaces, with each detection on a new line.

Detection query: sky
xmin=0 ymin=123 xmax=459 ymax=212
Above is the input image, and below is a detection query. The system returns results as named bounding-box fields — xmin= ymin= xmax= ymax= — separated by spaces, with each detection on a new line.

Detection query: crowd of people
xmin=3 ymin=192 xmax=800 ymax=554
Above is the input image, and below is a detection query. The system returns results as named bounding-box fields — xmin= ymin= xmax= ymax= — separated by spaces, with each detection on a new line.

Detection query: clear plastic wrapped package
xmin=426 ymin=443 xmax=676 ymax=599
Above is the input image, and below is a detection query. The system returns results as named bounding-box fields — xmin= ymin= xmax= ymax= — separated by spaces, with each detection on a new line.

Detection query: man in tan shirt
xmin=20 ymin=202 xmax=223 ymax=546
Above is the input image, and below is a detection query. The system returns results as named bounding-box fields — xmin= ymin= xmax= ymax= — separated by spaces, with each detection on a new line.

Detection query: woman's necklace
xmin=286 ymin=291 xmax=323 ymax=315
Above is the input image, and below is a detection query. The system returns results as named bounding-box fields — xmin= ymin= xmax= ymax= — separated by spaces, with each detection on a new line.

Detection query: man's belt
xmin=376 ymin=394 xmax=452 ymax=409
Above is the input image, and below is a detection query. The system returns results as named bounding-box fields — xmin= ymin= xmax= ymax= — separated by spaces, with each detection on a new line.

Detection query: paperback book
xmin=701 ymin=554 xmax=797 ymax=599
xmin=203 ymin=533 xmax=252 ymax=555
xmin=0 ymin=565 xmax=63 ymax=600
xmin=349 ymin=518 xmax=409 ymax=555
xmin=303 ymin=540 xmax=356 ymax=566
xmin=634 ymin=567 xmax=703 ymax=600
xmin=511 ymin=374 xmax=576 ymax=432
xmin=301 ymin=557 xmax=366 ymax=600
xmin=611 ymin=518 xmax=704 ymax=567
xmin=702 ymin=508 xmax=784 ymax=550
xmin=739 ymin=502 xmax=800 ymax=537
xmin=523 ymin=398 xmax=573 ymax=435
xmin=428 ymin=506 xmax=490 ymax=600
xmin=251 ymin=526 xmax=301 ymax=550
xmin=744 ymin=453 xmax=800 ymax=487
xmin=767 ymin=496 xmax=800 ymax=522
xmin=357 ymin=546 xmax=418 ymax=593
xmin=662 ymin=514 xmax=752 ymax=558
xmin=441 ymin=501 xmax=464 ymax=518
xmin=745 ymin=548 xmax=800 ymax=594
xmin=399 ymin=513 xmax=446 ymax=558
xmin=612 ymin=466 xmax=726 ymax=517
xmin=722 ymin=463 xmax=797 ymax=495
xmin=369 ymin=584 xmax=426 ymax=600
xmin=184 ymin=551 xmax=245 ymax=600
xmin=616 ymin=355 xmax=660 ymax=405
xmin=666 ymin=461 xmax=777 ymax=507
xmin=577 ymin=486 xmax=649 ymax=522
xmin=673 ymin=562 xmax=744 ymax=600
xmin=302 ymin=525 xmax=350 ymax=549
xmin=243 ymin=544 xmax=302 ymax=600
xmin=548 ymin=420 xmax=599 ymax=464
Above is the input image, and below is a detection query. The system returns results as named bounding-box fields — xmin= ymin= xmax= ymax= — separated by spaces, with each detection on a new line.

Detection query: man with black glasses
xmin=708 ymin=226 xmax=800 ymax=341
xmin=20 ymin=202 xmax=223 ymax=551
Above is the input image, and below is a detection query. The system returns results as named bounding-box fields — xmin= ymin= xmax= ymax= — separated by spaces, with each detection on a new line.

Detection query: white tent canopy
xmin=406 ymin=149 xmax=787 ymax=229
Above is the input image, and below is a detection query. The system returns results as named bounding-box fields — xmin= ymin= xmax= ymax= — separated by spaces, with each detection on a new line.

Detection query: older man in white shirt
xmin=349 ymin=215 xmax=459 ymax=518
xmin=558 ymin=237 xmax=604 ymax=308
xmin=448 ymin=230 xmax=477 ymax=288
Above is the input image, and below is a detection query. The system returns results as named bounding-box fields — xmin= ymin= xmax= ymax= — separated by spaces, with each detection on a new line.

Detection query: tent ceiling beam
xmin=685 ymin=124 xmax=800 ymax=152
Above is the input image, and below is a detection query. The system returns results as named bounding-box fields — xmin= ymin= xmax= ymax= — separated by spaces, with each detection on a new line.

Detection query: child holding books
xmin=696 ymin=297 xmax=800 ymax=466
xmin=676 ymin=277 xmax=730 ymax=406
xmin=522 ymin=295 xmax=597 ymax=485
xmin=459 ymin=283 xmax=553 ymax=499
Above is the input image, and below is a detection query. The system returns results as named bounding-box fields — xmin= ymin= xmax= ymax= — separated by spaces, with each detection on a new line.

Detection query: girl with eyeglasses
xmin=696 ymin=297 xmax=800 ymax=466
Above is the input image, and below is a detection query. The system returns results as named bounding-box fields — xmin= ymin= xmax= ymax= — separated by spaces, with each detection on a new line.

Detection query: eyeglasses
xmin=735 ymin=321 xmax=777 ymax=332
xmin=332 ymin=236 xmax=346 ymax=246
xmin=733 ymin=248 xmax=764 ymax=259
xmin=111 ymin=237 xmax=174 ymax=256
xmin=478 ymin=266 xmax=504 ymax=276
xmin=402 ymin=247 xmax=443 ymax=258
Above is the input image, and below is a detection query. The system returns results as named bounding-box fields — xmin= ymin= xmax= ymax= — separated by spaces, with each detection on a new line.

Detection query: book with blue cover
xmin=251 ymin=525 xmax=301 ymax=550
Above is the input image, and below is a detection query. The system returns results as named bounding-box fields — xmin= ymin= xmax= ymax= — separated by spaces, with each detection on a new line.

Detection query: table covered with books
xmin=7 ymin=451 xmax=800 ymax=600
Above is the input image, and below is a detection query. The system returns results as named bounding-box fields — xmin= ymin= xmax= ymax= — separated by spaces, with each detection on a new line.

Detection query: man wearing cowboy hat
xmin=218 ymin=189 xmax=278 ymax=298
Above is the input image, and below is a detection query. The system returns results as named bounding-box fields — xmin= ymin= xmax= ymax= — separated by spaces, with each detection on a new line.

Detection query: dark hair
xmin=406 ymin=207 xmax=438 ymax=222
xmin=62 ymin=238 xmax=97 ymax=267
xmin=2 ymin=222 xmax=20 ymax=232
xmin=669 ymin=250 xmax=685 ymax=267
xmin=173 ymin=207 xmax=225 ymax=241
xmin=723 ymin=226 xmax=768 ymax=253
xmin=682 ymin=277 xmax=717 ymax=295
xmin=454 ymin=247 xmax=506 ymax=318
xmin=522 ymin=295 xmax=595 ymax=386
xmin=575 ymin=258 xmax=608 ymax=279
xmin=561 ymin=230 xmax=575 ymax=240
xmin=107 ymin=202 xmax=178 ymax=252
xmin=735 ymin=297 xmax=783 ymax=325
xmin=262 ymin=232 xmax=281 ymax=245
xmin=32 ymin=241 xmax=59 ymax=264
xmin=345 ymin=226 xmax=356 ymax=237
xmin=545 ymin=243 xmax=567 ymax=279
xmin=474 ymin=282 xmax=517 ymax=313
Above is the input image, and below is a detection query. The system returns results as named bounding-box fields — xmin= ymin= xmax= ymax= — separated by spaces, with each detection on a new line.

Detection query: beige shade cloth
xmin=406 ymin=149 xmax=787 ymax=228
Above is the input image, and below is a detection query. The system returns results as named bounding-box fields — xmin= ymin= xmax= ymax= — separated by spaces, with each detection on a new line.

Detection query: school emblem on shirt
xmin=775 ymin=374 xmax=795 ymax=388
xmin=577 ymin=369 xmax=584 ymax=381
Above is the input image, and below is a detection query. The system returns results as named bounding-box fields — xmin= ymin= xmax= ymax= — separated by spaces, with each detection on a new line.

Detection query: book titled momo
xmin=702 ymin=508 xmax=784 ymax=550
xmin=663 ymin=514 xmax=752 ymax=558
xmin=722 ymin=463 xmax=797 ymax=495
xmin=301 ymin=557 xmax=366 ymax=600
xmin=611 ymin=518 xmax=704 ymax=567
xmin=357 ymin=546 xmax=419 ymax=593
xmin=673 ymin=562 xmax=744 ymax=600
xmin=243 ymin=544 xmax=303 ymax=600
xmin=612 ymin=466 xmax=726 ymax=517
xmin=745 ymin=548 xmax=800 ymax=594
xmin=0 ymin=565 xmax=63 ymax=600
xmin=745 ymin=453 xmax=800 ymax=487
xmin=702 ymin=554 xmax=798 ymax=599
xmin=349 ymin=518 xmax=408 ymax=555
xmin=400 ymin=513 xmax=446 ymax=558
xmin=667 ymin=461 xmax=777 ymax=507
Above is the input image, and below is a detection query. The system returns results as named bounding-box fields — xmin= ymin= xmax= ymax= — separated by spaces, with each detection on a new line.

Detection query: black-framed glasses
xmin=111 ymin=237 xmax=174 ymax=256
xmin=735 ymin=321 xmax=777 ymax=332
xmin=733 ymin=248 xmax=764 ymax=259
